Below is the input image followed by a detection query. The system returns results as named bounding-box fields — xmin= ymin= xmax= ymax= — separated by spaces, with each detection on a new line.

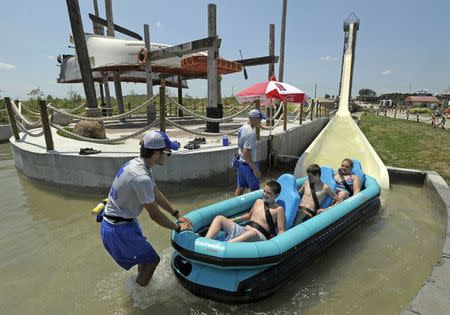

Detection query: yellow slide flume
xmin=294 ymin=21 xmax=389 ymax=190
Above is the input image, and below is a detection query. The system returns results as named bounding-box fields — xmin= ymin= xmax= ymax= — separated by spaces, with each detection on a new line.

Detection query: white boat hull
xmin=57 ymin=55 xmax=188 ymax=88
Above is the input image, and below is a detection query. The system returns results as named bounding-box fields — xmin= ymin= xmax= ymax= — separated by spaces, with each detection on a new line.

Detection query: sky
xmin=1 ymin=0 xmax=450 ymax=101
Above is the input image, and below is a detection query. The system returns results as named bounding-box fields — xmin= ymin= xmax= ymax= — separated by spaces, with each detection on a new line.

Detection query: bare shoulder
xmin=274 ymin=203 xmax=285 ymax=213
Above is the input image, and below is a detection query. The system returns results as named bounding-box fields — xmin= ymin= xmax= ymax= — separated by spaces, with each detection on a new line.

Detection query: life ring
xmin=181 ymin=56 xmax=242 ymax=74
xmin=138 ymin=47 xmax=148 ymax=65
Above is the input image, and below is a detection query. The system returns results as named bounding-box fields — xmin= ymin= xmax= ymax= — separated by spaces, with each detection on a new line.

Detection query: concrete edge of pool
xmin=388 ymin=167 xmax=450 ymax=315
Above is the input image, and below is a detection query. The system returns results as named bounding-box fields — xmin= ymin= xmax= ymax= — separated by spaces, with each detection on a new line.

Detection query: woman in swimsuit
xmin=334 ymin=158 xmax=361 ymax=201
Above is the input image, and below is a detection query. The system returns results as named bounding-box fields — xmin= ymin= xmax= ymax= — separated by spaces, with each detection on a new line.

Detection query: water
xmin=0 ymin=143 xmax=446 ymax=315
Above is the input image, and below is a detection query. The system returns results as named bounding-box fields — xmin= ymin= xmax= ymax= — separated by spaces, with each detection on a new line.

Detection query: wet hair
xmin=306 ymin=164 xmax=321 ymax=176
xmin=342 ymin=158 xmax=353 ymax=169
xmin=265 ymin=180 xmax=281 ymax=196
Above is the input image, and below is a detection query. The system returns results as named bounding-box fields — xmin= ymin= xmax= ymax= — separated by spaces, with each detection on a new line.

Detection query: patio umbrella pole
xmin=268 ymin=99 xmax=273 ymax=170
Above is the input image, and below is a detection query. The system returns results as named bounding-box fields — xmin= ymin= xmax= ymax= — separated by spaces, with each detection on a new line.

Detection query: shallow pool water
xmin=0 ymin=143 xmax=445 ymax=314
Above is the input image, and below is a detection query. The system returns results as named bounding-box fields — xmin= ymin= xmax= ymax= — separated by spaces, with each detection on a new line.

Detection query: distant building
xmin=404 ymin=96 xmax=440 ymax=108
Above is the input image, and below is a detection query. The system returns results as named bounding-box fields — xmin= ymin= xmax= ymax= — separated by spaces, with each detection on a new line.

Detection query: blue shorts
xmin=237 ymin=163 xmax=260 ymax=191
xmin=100 ymin=219 xmax=159 ymax=270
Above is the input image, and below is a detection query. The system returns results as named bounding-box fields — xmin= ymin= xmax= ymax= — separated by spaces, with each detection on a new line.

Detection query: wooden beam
xmin=66 ymin=0 xmax=98 ymax=116
xmin=233 ymin=55 xmax=279 ymax=67
xmin=39 ymin=100 xmax=54 ymax=150
xmin=88 ymin=13 xmax=142 ymax=40
xmin=144 ymin=24 xmax=156 ymax=123
xmin=149 ymin=37 xmax=215 ymax=61
xmin=279 ymin=0 xmax=287 ymax=82
xmin=4 ymin=98 xmax=20 ymax=140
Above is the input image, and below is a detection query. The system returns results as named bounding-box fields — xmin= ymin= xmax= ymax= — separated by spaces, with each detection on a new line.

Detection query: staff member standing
xmin=101 ymin=131 xmax=192 ymax=287
xmin=234 ymin=109 xmax=266 ymax=196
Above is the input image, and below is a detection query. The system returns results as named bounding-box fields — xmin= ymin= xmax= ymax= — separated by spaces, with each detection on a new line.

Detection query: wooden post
xmin=144 ymin=24 xmax=156 ymax=123
xmin=177 ymin=76 xmax=183 ymax=117
xmin=278 ymin=0 xmax=287 ymax=82
xmin=92 ymin=0 xmax=106 ymax=115
xmin=311 ymin=99 xmax=315 ymax=121
xmin=255 ymin=100 xmax=261 ymax=140
xmin=159 ymin=81 xmax=166 ymax=132
xmin=92 ymin=0 xmax=104 ymax=35
xmin=105 ymin=0 xmax=124 ymax=114
xmin=4 ymin=98 xmax=20 ymax=140
xmin=299 ymin=102 xmax=303 ymax=125
xmin=205 ymin=3 xmax=219 ymax=132
xmin=38 ymin=100 xmax=54 ymax=150
xmin=102 ymin=73 xmax=112 ymax=115
xmin=267 ymin=23 xmax=275 ymax=127
xmin=276 ymin=0 xmax=287 ymax=122
xmin=66 ymin=0 xmax=99 ymax=116
xmin=283 ymin=102 xmax=288 ymax=131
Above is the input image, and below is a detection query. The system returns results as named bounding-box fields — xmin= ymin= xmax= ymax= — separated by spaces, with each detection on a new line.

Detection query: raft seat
xmin=351 ymin=159 xmax=366 ymax=188
xmin=276 ymin=174 xmax=301 ymax=230
xmin=320 ymin=166 xmax=337 ymax=209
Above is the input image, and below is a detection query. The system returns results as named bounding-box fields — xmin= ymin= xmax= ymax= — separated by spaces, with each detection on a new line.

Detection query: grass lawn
xmin=360 ymin=114 xmax=450 ymax=185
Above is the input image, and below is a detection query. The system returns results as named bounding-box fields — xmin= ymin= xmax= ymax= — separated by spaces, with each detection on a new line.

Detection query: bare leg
xmin=136 ymin=257 xmax=160 ymax=287
xmin=234 ymin=187 xmax=245 ymax=196
xmin=337 ymin=191 xmax=349 ymax=201
xmin=205 ymin=215 xmax=228 ymax=239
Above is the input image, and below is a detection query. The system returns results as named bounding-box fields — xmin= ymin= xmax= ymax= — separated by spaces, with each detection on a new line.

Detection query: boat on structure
xmin=63 ymin=34 xmax=242 ymax=76
xmin=171 ymin=161 xmax=380 ymax=303
xmin=57 ymin=54 xmax=188 ymax=88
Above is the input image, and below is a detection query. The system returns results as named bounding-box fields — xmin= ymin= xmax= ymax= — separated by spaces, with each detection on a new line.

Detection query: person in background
xmin=233 ymin=109 xmax=267 ymax=196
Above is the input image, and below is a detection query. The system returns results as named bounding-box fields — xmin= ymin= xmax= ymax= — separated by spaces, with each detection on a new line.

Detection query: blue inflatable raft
xmin=171 ymin=160 xmax=381 ymax=303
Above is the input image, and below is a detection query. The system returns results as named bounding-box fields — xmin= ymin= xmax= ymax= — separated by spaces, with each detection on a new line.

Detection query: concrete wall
xmin=0 ymin=124 xmax=12 ymax=143
xmin=387 ymin=167 xmax=450 ymax=315
xmin=271 ymin=118 xmax=329 ymax=159
xmin=10 ymin=118 xmax=329 ymax=192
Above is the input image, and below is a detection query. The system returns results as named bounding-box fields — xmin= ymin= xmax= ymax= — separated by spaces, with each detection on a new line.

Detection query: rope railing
xmin=16 ymin=120 xmax=45 ymax=137
xmin=68 ymin=102 xmax=86 ymax=113
xmin=165 ymin=95 xmax=253 ymax=122
xmin=165 ymin=116 xmax=241 ymax=136
xmin=19 ymin=102 xmax=41 ymax=116
xmin=10 ymin=101 xmax=42 ymax=127
xmin=50 ymin=118 xmax=160 ymax=144
xmin=47 ymin=95 xmax=157 ymax=122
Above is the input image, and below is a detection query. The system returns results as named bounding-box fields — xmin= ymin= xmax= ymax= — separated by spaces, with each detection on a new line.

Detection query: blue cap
xmin=143 ymin=131 xmax=180 ymax=150
xmin=248 ymin=109 xmax=267 ymax=120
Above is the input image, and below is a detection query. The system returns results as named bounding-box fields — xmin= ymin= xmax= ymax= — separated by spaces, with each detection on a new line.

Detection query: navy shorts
xmin=101 ymin=219 xmax=159 ymax=270
xmin=237 ymin=163 xmax=260 ymax=191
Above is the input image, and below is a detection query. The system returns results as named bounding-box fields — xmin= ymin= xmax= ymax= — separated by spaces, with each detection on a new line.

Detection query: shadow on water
xmin=0 ymin=143 xmax=446 ymax=315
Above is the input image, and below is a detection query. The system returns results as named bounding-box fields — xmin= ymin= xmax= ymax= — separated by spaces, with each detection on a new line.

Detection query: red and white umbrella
xmin=235 ymin=75 xmax=306 ymax=105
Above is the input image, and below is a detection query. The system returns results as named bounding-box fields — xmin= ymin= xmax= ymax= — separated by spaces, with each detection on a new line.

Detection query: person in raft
xmin=206 ymin=180 xmax=285 ymax=242
xmin=334 ymin=158 xmax=361 ymax=201
xmin=100 ymin=131 xmax=192 ymax=287
xmin=294 ymin=164 xmax=340 ymax=224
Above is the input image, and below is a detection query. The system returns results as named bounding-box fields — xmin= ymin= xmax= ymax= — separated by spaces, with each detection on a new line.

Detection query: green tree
xmin=27 ymin=87 xmax=44 ymax=100
xmin=359 ymin=88 xmax=376 ymax=96
xmin=324 ymin=94 xmax=330 ymax=99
